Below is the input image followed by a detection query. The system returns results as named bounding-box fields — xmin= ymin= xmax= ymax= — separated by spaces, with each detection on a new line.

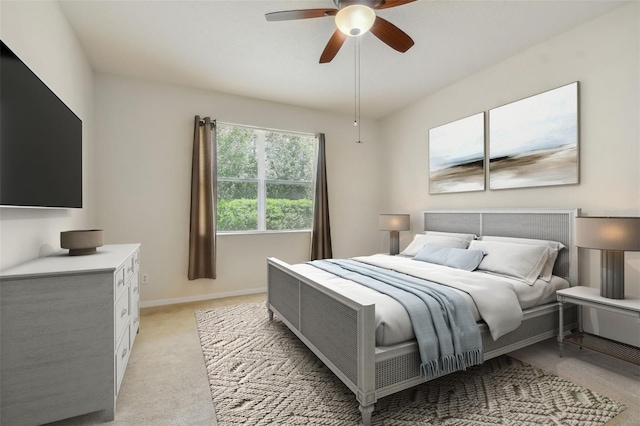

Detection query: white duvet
xmin=290 ymin=254 xmax=568 ymax=347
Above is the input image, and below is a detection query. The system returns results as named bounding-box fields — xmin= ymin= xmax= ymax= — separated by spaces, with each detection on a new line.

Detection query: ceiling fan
xmin=265 ymin=0 xmax=416 ymax=63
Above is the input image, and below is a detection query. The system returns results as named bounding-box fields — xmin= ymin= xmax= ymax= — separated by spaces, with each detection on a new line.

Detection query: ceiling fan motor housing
xmin=334 ymin=0 xmax=380 ymax=8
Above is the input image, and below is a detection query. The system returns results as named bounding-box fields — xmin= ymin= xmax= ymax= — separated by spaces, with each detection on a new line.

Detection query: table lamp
xmin=575 ymin=216 xmax=640 ymax=299
xmin=379 ymin=214 xmax=410 ymax=255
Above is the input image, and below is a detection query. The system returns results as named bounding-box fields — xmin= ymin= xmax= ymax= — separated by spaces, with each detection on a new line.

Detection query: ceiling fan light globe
xmin=335 ymin=5 xmax=375 ymax=37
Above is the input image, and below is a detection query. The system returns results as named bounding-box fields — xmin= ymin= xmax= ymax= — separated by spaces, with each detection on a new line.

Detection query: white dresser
xmin=0 ymin=244 xmax=140 ymax=425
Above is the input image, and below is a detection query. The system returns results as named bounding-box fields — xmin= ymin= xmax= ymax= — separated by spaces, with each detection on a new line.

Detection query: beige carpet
xmin=196 ymin=302 xmax=626 ymax=425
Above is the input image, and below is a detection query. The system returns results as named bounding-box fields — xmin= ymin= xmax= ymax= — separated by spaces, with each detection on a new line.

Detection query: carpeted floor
xmin=196 ymin=302 xmax=626 ymax=425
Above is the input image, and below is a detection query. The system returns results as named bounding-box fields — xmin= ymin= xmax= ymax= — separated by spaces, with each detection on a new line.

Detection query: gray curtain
xmin=188 ymin=116 xmax=217 ymax=280
xmin=310 ymin=133 xmax=333 ymax=260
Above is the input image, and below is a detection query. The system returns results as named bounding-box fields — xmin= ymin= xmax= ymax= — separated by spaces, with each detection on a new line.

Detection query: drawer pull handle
xmin=118 ymin=279 xmax=124 ymax=287
xmin=134 ymin=318 xmax=139 ymax=325
xmin=121 ymin=308 xmax=128 ymax=318
xmin=133 ymin=286 xmax=138 ymax=293
xmin=122 ymin=348 xmax=128 ymax=359
xmin=127 ymin=266 xmax=133 ymax=273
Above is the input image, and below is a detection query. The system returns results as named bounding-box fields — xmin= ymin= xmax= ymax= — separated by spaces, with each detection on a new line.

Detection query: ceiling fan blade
xmin=319 ymin=29 xmax=348 ymax=63
xmin=374 ymin=0 xmax=417 ymax=10
xmin=370 ymin=16 xmax=414 ymax=53
xmin=265 ymin=9 xmax=337 ymax=22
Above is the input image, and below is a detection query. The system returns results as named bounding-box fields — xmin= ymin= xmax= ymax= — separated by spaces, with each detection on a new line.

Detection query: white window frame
xmin=217 ymin=123 xmax=316 ymax=234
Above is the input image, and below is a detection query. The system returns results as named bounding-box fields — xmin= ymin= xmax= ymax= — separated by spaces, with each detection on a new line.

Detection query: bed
xmin=266 ymin=209 xmax=580 ymax=425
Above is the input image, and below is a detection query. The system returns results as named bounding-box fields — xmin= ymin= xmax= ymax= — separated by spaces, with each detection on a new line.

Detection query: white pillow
xmin=469 ymin=240 xmax=550 ymax=285
xmin=400 ymin=234 xmax=469 ymax=257
xmin=424 ymin=231 xmax=477 ymax=246
xmin=480 ymin=236 xmax=565 ymax=282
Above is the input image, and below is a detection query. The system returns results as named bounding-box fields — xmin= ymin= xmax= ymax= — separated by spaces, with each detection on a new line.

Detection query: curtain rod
xmin=217 ymin=120 xmax=316 ymax=138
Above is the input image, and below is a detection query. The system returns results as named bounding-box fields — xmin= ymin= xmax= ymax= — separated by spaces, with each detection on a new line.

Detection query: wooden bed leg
xmin=267 ymin=305 xmax=274 ymax=321
xmin=359 ymin=403 xmax=374 ymax=426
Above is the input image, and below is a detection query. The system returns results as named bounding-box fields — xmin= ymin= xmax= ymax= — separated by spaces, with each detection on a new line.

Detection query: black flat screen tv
xmin=1 ymin=40 xmax=82 ymax=208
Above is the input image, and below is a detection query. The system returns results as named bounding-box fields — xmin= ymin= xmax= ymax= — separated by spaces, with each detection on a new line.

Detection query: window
xmin=217 ymin=124 xmax=316 ymax=232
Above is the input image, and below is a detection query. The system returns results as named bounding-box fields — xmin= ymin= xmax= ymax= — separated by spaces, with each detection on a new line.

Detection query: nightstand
xmin=556 ymin=286 xmax=640 ymax=363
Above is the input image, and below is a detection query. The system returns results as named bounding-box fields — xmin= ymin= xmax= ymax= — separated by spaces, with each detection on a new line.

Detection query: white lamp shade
xmin=379 ymin=214 xmax=410 ymax=231
xmin=335 ymin=5 xmax=376 ymax=37
xmin=575 ymin=217 xmax=640 ymax=251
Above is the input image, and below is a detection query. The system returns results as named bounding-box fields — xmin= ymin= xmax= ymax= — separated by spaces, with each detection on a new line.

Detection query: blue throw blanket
xmin=309 ymin=259 xmax=483 ymax=379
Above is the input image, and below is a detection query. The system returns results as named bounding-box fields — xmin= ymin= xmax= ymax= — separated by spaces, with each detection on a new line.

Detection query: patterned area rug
xmin=196 ymin=303 xmax=625 ymax=425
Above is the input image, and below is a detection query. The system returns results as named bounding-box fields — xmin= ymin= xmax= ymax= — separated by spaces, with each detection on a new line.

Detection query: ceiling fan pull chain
xmin=358 ymin=38 xmax=362 ymax=143
xmin=354 ymin=37 xmax=358 ymax=129
xmin=356 ymin=38 xmax=363 ymax=144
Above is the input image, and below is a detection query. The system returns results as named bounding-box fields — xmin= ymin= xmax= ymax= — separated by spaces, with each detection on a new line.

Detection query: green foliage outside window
xmin=217 ymin=126 xmax=257 ymax=179
xmin=266 ymin=198 xmax=313 ymax=230
xmin=217 ymin=198 xmax=313 ymax=231
xmin=265 ymin=133 xmax=314 ymax=181
xmin=217 ymin=124 xmax=315 ymax=232
xmin=217 ymin=199 xmax=258 ymax=231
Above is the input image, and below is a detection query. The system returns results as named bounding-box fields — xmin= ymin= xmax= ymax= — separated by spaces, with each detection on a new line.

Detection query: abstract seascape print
xmin=489 ymin=82 xmax=578 ymax=190
xmin=429 ymin=112 xmax=485 ymax=194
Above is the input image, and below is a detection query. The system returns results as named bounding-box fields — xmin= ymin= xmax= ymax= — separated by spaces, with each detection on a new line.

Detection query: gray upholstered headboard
xmin=422 ymin=209 xmax=580 ymax=286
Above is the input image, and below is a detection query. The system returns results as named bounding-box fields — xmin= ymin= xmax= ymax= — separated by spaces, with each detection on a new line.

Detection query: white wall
xmin=94 ymin=75 xmax=383 ymax=306
xmin=0 ymin=1 xmax=96 ymax=269
xmin=380 ymin=3 xmax=640 ymax=345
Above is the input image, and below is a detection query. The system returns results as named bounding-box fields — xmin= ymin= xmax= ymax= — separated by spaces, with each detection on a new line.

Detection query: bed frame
xmin=267 ymin=209 xmax=580 ymax=425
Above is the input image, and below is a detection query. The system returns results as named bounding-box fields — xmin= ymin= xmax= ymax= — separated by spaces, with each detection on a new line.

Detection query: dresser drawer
xmin=130 ymin=274 xmax=140 ymax=348
xmin=115 ymin=289 xmax=130 ymax=344
xmin=134 ymin=250 xmax=140 ymax=272
xmin=115 ymin=267 xmax=126 ymax=299
xmin=115 ymin=326 xmax=131 ymax=396
xmin=124 ymin=254 xmax=135 ymax=284
xmin=130 ymin=308 xmax=139 ymax=348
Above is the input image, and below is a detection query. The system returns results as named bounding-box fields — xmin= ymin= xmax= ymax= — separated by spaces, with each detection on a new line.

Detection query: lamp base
xmin=601 ymin=250 xmax=625 ymax=299
xmin=389 ymin=231 xmax=400 ymax=256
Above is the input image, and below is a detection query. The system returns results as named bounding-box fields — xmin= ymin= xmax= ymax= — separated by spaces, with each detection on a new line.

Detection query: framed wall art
xmin=429 ymin=112 xmax=485 ymax=194
xmin=489 ymin=82 xmax=579 ymax=190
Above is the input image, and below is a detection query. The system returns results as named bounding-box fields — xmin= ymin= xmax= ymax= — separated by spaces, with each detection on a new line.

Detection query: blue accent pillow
xmin=413 ymin=244 xmax=484 ymax=272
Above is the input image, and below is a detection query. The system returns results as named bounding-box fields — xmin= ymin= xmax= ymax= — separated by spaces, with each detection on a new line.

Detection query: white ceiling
xmin=59 ymin=0 xmax=626 ymax=119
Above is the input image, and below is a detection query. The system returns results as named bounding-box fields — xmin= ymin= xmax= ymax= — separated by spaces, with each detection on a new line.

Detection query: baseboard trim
xmin=140 ymin=287 xmax=266 ymax=308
